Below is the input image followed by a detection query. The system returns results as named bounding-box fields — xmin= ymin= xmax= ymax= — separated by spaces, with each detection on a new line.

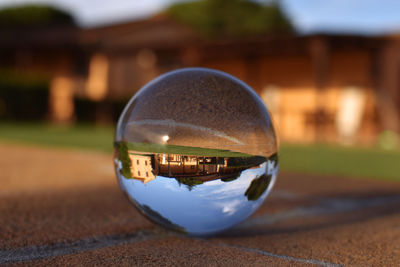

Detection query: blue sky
xmin=282 ymin=0 xmax=400 ymax=34
xmin=1 ymin=0 xmax=400 ymax=35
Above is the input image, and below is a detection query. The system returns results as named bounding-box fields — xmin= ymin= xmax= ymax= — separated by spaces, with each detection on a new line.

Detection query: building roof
xmin=0 ymin=25 xmax=80 ymax=50
xmin=81 ymin=15 xmax=200 ymax=51
xmin=80 ymin=16 xmax=386 ymax=56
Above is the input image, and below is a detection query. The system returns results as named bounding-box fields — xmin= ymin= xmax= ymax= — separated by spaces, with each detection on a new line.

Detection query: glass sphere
xmin=114 ymin=68 xmax=278 ymax=236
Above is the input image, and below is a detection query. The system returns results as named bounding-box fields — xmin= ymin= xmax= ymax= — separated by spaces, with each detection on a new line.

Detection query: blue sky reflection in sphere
xmin=120 ymin=162 xmax=277 ymax=234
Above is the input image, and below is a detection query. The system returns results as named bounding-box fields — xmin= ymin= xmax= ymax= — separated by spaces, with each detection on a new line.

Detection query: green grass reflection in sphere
xmin=114 ymin=68 xmax=278 ymax=236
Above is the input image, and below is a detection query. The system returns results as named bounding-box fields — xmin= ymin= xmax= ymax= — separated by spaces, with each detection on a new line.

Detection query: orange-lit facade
xmin=128 ymin=153 xmax=155 ymax=183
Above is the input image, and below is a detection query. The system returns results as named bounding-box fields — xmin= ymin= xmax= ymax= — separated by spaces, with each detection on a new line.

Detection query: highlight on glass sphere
xmin=114 ymin=67 xmax=278 ymax=236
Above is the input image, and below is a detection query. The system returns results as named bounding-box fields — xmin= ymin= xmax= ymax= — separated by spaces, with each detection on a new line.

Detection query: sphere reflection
xmin=114 ymin=68 xmax=278 ymax=236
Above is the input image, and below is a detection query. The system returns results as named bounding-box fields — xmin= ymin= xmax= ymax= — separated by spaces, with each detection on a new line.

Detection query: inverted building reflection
xmin=115 ymin=141 xmax=279 ymax=234
xmin=115 ymin=141 xmax=278 ymax=199
xmin=126 ymin=151 xmax=267 ymax=185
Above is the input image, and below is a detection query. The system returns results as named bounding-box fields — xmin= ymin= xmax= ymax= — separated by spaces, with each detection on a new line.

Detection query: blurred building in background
xmin=1 ymin=2 xmax=400 ymax=146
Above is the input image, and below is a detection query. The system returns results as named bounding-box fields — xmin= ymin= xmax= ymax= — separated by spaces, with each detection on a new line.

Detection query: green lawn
xmin=280 ymin=143 xmax=400 ymax=181
xmin=1 ymin=122 xmax=399 ymax=181
xmin=0 ymin=122 xmax=114 ymax=153
xmin=125 ymin=142 xmax=252 ymax=157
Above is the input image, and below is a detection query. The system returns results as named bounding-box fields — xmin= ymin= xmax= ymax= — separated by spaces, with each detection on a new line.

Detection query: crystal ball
xmin=114 ymin=68 xmax=278 ymax=236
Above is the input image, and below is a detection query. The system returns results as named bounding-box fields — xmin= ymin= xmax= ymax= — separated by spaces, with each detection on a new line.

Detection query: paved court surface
xmin=1 ymin=142 xmax=400 ymax=266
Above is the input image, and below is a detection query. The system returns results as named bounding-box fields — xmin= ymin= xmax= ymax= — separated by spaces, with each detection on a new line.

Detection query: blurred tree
xmin=244 ymin=174 xmax=272 ymax=201
xmin=176 ymin=177 xmax=204 ymax=191
xmin=0 ymin=4 xmax=76 ymax=28
xmin=167 ymin=0 xmax=292 ymax=37
xmin=115 ymin=141 xmax=133 ymax=179
xmin=0 ymin=70 xmax=49 ymax=121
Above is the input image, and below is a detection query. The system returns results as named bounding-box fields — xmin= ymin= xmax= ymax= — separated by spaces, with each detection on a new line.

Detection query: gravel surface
xmin=1 ymin=142 xmax=399 ymax=266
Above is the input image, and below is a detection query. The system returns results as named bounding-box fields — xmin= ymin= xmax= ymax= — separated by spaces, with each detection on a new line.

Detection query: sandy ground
xmin=1 ymin=142 xmax=400 ymax=266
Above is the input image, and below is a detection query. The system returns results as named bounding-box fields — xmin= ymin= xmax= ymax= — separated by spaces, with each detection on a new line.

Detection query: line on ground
xmin=217 ymin=243 xmax=343 ymax=267
xmin=0 ymin=230 xmax=166 ymax=265
xmin=237 ymin=195 xmax=400 ymax=229
xmin=2 ymin=194 xmax=399 ymax=264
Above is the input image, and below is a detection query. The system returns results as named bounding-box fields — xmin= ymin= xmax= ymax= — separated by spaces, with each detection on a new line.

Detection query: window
xmin=145 ymin=160 xmax=147 ymax=166
xmin=136 ymin=160 xmax=139 ymax=165
xmin=137 ymin=171 xmax=141 ymax=176
xmin=146 ymin=172 xmax=149 ymax=177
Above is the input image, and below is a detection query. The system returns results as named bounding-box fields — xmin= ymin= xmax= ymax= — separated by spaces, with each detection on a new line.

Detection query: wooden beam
xmin=374 ymin=39 xmax=400 ymax=133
